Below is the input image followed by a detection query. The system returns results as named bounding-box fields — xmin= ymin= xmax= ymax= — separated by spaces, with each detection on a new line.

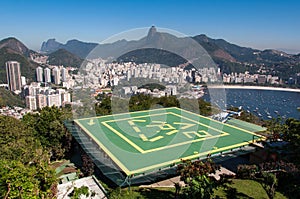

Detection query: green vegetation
xmin=95 ymin=93 xmax=216 ymax=117
xmin=214 ymin=179 xmax=287 ymax=199
xmin=68 ymin=186 xmax=91 ymax=199
xmin=177 ymin=159 xmax=223 ymax=199
xmin=106 ymin=178 xmax=287 ymax=199
xmin=0 ymin=87 xmax=25 ymax=107
xmin=47 ymin=48 xmax=83 ymax=68
xmin=138 ymin=83 xmax=166 ymax=91
xmin=22 ymin=106 xmax=73 ymax=160
xmin=109 ymin=187 xmax=175 ymax=199
xmin=0 ymin=115 xmax=57 ymax=198
xmin=233 ymin=117 xmax=300 ymax=199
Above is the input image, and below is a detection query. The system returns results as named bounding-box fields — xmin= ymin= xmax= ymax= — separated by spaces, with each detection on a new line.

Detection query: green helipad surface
xmin=74 ymin=107 xmax=264 ymax=176
xmin=226 ymin=118 xmax=267 ymax=132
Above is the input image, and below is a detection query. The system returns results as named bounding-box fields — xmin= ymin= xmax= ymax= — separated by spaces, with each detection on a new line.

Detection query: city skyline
xmin=1 ymin=0 xmax=300 ymax=54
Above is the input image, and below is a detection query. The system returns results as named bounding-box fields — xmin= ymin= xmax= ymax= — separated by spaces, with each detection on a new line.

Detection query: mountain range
xmin=0 ymin=26 xmax=300 ymax=85
xmin=40 ymin=26 xmax=300 ymax=64
xmin=40 ymin=26 xmax=300 ymax=79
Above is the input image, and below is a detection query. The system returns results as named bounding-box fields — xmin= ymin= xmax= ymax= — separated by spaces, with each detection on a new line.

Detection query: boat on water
xmin=258 ymin=113 xmax=262 ymax=117
xmin=267 ymin=115 xmax=272 ymax=119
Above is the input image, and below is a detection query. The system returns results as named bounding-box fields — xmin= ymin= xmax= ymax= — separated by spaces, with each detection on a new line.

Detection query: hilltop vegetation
xmin=0 ymin=47 xmax=38 ymax=83
xmin=0 ymin=87 xmax=25 ymax=107
xmin=47 ymin=48 xmax=83 ymax=68
xmin=0 ymin=115 xmax=57 ymax=198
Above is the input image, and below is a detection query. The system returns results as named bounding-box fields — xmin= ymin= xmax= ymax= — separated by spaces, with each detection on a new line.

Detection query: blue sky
xmin=1 ymin=0 xmax=300 ymax=53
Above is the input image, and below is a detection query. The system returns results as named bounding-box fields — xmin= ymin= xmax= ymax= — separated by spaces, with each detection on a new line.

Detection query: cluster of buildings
xmin=24 ymin=83 xmax=71 ymax=110
xmin=75 ymin=59 xmax=220 ymax=89
xmin=222 ymin=72 xmax=280 ymax=84
xmin=0 ymin=106 xmax=31 ymax=119
xmin=35 ymin=65 xmax=75 ymax=89
xmin=122 ymin=84 xmax=178 ymax=97
xmin=4 ymin=61 xmax=72 ymax=111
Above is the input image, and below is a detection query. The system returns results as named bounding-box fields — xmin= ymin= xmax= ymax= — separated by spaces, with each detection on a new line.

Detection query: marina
xmin=204 ymin=88 xmax=300 ymax=120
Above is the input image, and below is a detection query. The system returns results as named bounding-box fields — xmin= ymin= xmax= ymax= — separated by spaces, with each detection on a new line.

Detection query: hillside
xmin=47 ymin=48 xmax=83 ymax=67
xmin=41 ymin=39 xmax=97 ymax=58
xmin=0 ymin=37 xmax=31 ymax=57
xmin=0 ymin=46 xmax=38 ymax=83
xmin=0 ymin=87 xmax=25 ymax=107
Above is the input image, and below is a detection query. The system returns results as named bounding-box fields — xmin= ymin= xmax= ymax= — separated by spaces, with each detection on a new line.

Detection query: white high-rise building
xmin=61 ymin=68 xmax=68 ymax=82
xmin=36 ymin=94 xmax=47 ymax=109
xmin=25 ymin=95 xmax=37 ymax=110
xmin=127 ymin=70 xmax=131 ymax=81
xmin=47 ymin=94 xmax=61 ymax=107
xmin=52 ymin=67 xmax=61 ymax=85
xmin=61 ymin=92 xmax=71 ymax=105
xmin=21 ymin=76 xmax=26 ymax=86
xmin=44 ymin=68 xmax=51 ymax=83
xmin=36 ymin=66 xmax=43 ymax=82
xmin=6 ymin=61 xmax=22 ymax=93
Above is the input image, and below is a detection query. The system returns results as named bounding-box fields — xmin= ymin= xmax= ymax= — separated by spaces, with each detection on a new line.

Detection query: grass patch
xmin=109 ymin=187 xmax=175 ymax=199
xmin=108 ymin=179 xmax=287 ymax=198
xmin=214 ymin=179 xmax=287 ymax=199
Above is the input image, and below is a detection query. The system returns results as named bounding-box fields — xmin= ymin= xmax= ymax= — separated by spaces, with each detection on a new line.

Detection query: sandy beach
xmin=207 ymin=85 xmax=300 ymax=93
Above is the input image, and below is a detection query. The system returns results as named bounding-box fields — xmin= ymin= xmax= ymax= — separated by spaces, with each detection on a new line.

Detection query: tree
xmin=260 ymin=172 xmax=278 ymax=199
xmin=68 ymin=186 xmax=90 ymax=199
xmin=284 ymin=118 xmax=300 ymax=149
xmin=22 ymin=106 xmax=73 ymax=160
xmin=0 ymin=115 xmax=57 ymax=198
xmin=129 ymin=93 xmax=152 ymax=111
xmin=95 ymin=96 xmax=112 ymax=116
xmin=0 ymin=159 xmax=57 ymax=199
xmin=155 ymin=95 xmax=180 ymax=108
xmin=0 ymin=115 xmax=40 ymax=163
xmin=177 ymin=159 xmax=220 ymax=199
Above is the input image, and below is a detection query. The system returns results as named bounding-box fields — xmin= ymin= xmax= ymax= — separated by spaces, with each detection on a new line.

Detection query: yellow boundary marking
xmin=101 ymin=121 xmax=144 ymax=153
xmin=74 ymin=107 xmax=266 ymax=176
xmin=129 ymin=140 xmax=257 ymax=174
xmin=76 ymin=107 xmax=175 ymax=121
xmin=74 ymin=120 xmax=131 ymax=175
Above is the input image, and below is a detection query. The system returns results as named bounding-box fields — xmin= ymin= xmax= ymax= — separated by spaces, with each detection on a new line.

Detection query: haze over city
xmin=1 ymin=0 xmax=300 ymax=53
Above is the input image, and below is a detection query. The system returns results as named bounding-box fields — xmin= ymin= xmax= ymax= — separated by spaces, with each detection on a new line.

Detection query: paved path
xmin=140 ymin=167 xmax=235 ymax=188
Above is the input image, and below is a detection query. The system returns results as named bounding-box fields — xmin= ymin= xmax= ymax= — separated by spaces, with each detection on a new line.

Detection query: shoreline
xmin=207 ymin=85 xmax=300 ymax=93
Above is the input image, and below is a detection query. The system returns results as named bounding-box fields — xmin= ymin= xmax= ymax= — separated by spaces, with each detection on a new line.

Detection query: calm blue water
xmin=203 ymin=88 xmax=300 ymax=120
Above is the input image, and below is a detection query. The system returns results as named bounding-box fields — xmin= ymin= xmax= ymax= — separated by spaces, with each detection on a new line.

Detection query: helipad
xmin=74 ymin=107 xmax=264 ymax=176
